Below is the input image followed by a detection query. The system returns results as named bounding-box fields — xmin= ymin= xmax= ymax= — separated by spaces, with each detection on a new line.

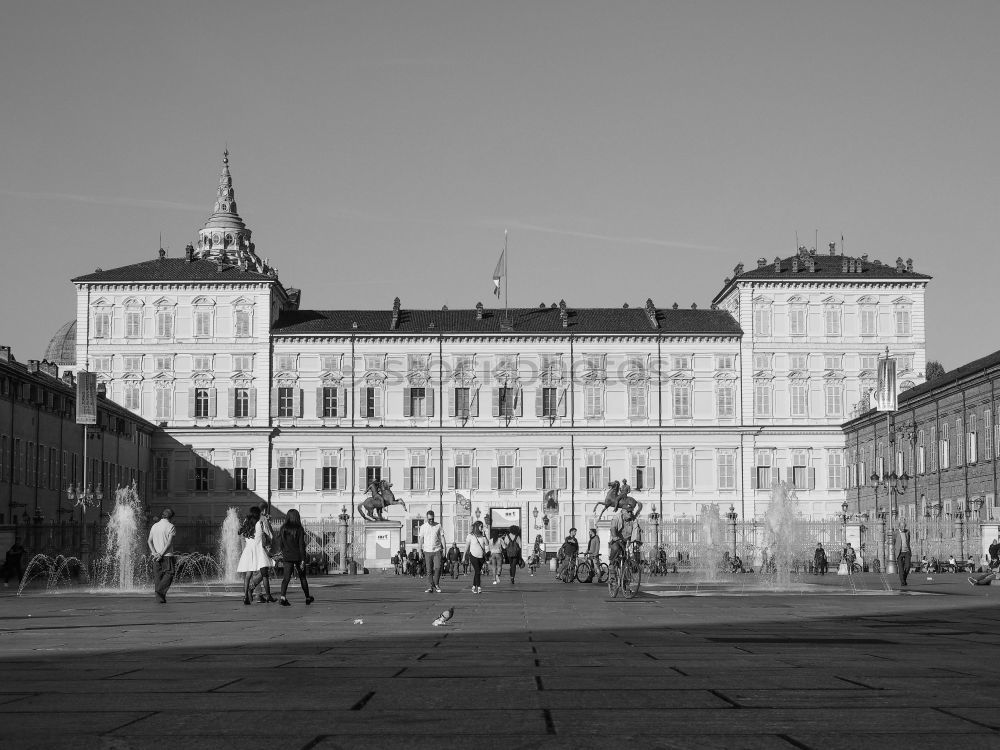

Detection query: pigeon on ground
xmin=432 ymin=607 xmax=455 ymax=626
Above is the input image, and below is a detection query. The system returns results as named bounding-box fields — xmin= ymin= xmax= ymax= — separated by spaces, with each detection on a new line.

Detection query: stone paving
xmin=2 ymin=570 xmax=1000 ymax=749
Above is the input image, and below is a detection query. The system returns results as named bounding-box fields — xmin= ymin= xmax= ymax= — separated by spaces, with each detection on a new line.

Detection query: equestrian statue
xmin=358 ymin=479 xmax=408 ymax=522
xmin=595 ymin=479 xmax=642 ymax=520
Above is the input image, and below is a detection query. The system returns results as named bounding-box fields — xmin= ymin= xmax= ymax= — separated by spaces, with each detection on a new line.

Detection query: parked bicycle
xmin=575 ymin=553 xmax=609 ymax=584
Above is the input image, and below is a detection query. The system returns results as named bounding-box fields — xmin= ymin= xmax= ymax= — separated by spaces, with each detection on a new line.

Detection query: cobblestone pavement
xmin=2 ymin=571 xmax=1000 ymax=749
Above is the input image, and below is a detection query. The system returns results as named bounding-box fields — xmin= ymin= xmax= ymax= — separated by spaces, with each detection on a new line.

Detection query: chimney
xmin=841 ymin=257 xmax=849 ymax=273
xmin=644 ymin=298 xmax=658 ymax=329
xmin=185 ymin=244 xmax=195 ymax=262
xmin=40 ymin=361 xmax=58 ymax=377
xmin=829 ymin=242 xmax=837 ymax=255
xmin=774 ymin=257 xmax=782 ymax=273
xmin=896 ymin=257 xmax=905 ymax=273
xmin=158 ymin=247 xmax=166 ymax=259
xmin=0 ymin=345 xmax=10 ymax=362
xmin=906 ymin=258 xmax=913 ymax=272
xmin=559 ymin=299 xmax=568 ymax=328
xmin=390 ymin=296 xmax=401 ymax=330
xmin=861 ymin=253 xmax=868 ymax=263
xmin=791 ymin=258 xmax=799 ymax=273
xmin=61 ymin=371 xmax=75 ymax=386
xmin=672 ymin=302 xmax=679 ymax=310
xmin=756 ymin=258 xmax=767 ymax=269
xmin=97 ymin=381 xmax=107 ymax=397
xmin=27 ymin=360 xmax=40 ymax=373
xmin=475 ymin=302 xmax=484 ymax=320
xmin=733 ymin=263 xmax=744 ymax=277
xmin=690 ymin=302 xmax=698 ymax=309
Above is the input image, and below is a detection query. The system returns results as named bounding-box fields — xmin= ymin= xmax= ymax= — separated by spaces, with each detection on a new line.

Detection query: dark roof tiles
xmin=72 ymin=258 xmax=276 ymax=283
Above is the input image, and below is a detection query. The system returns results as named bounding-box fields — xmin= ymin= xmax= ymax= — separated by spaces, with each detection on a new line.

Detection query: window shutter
xmin=247 ymin=469 xmax=256 ymax=491
xmin=560 ymin=467 xmax=568 ymax=490
xmin=270 ymin=388 xmax=279 ymax=418
xmin=472 ymin=467 xmax=480 ymax=489
xmin=228 ymin=388 xmax=236 ymax=418
xmin=338 ymin=388 xmax=347 ymax=418
xmin=292 ymin=388 xmax=302 ymax=418
xmin=358 ymin=468 xmax=367 ymax=491
xmin=578 ymin=466 xmax=588 ymax=490
xmin=374 ymin=388 xmax=383 ymax=418
xmin=315 ymin=468 xmax=323 ymax=491
xmin=448 ymin=388 xmax=455 ymax=417
xmin=337 ymin=467 xmax=346 ymax=490
xmin=490 ymin=467 xmax=498 ymax=490
xmin=647 ymin=467 xmax=656 ymax=489
xmin=751 ymin=471 xmax=758 ymax=490
xmin=188 ymin=390 xmax=196 ymax=418
xmin=426 ymin=389 xmax=434 ymax=417
xmin=447 ymin=467 xmax=455 ymax=490
xmin=491 ymin=388 xmax=500 ymax=417
xmin=248 ymin=389 xmax=257 ymax=418
xmin=383 ymin=467 xmax=390 ymax=483
xmin=535 ymin=388 xmax=544 ymax=417
xmin=603 ymin=467 xmax=611 ymax=486
xmin=316 ymin=388 xmax=324 ymax=418
xmin=403 ymin=469 xmax=411 ymax=491
xmin=207 ymin=468 xmax=216 ymax=492
xmin=271 ymin=469 xmax=279 ymax=491
xmin=771 ymin=467 xmax=780 ymax=487
xmin=471 ymin=387 xmax=480 ymax=417
xmin=630 ymin=467 xmax=638 ymax=489
xmin=515 ymin=466 xmax=523 ymax=490
xmin=559 ymin=388 xmax=567 ymax=417
xmin=359 ymin=388 xmax=368 ymax=418
xmin=536 ymin=467 xmax=543 ymax=489
xmin=403 ymin=387 xmax=412 ymax=418
xmin=208 ymin=388 xmax=217 ymax=418
xmin=428 ymin=468 xmax=435 ymax=490
xmin=516 ymin=388 xmax=523 ymax=417
xmin=294 ymin=469 xmax=303 ymax=492
xmin=809 ymin=467 xmax=816 ymax=490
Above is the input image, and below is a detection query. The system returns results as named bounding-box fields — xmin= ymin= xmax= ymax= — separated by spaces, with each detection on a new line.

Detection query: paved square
xmin=3 ymin=572 xmax=1000 ymax=749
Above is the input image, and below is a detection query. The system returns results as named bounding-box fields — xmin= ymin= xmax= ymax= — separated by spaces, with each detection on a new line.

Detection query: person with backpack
xmin=276 ymin=509 xmax=314 ymax=606
xmin=501 ymin=525 xmax=523 ymax=585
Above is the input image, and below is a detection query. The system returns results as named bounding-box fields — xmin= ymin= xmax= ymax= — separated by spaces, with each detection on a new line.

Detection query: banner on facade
xmin=455 ymin=493 xmax=471 ymax=517
xmin=874 ymin=357 xmax=898 ymax=412
xmin=543 ymin=489 xmax=559 ymax=513
xmin=76 ymin=371 xmax=98 ymax=425
xmin=489 ymin=507 xmax=521 ymax=532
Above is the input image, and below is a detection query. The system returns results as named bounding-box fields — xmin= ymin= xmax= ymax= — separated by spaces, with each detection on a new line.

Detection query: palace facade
xmin=52 ymin=152 xmax=931 ymax=544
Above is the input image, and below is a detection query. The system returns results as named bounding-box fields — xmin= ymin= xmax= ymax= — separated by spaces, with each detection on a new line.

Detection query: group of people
xmin=236 ymin=502 xmax=314 ymax=607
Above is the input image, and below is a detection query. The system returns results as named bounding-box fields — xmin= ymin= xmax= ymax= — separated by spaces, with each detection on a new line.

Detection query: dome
xmin=44 ymin=320 xmax=76 ymax=366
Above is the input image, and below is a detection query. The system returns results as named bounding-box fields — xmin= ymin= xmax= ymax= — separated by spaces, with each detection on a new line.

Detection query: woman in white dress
xmin=236 ymin=506 xmax=273 ymax=604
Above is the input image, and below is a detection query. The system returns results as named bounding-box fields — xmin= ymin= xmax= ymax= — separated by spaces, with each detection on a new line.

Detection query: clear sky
xmin=1 ymin=1 xmax=997 ymax=369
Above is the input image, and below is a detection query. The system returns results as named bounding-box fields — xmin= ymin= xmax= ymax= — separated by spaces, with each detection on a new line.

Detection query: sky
xmin=1 ymin=1 xmax=997 ymax=369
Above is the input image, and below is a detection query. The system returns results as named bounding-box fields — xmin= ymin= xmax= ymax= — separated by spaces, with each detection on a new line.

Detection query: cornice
xmin=271 ymin=334 xmax=743 ymax=345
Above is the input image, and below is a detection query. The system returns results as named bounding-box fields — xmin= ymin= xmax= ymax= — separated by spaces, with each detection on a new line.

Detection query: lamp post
xmin=725 ymin=505 xmax=738 ymax=562
xmin=649 ymin=510 xmax=661 ymax=551
xmin=955 ymin=502 xmax=966 ymax=561
xmin=67 ymin=483 xmax=103 ymax=563
xmin=338 ymin=505 xmax=350 ymax=574
xmin=870 ymin=466 xmax=909 ymax=575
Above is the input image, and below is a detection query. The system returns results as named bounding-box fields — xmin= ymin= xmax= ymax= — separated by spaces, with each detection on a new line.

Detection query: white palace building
xmin=51 ymin=153 xmax=930 ymax=545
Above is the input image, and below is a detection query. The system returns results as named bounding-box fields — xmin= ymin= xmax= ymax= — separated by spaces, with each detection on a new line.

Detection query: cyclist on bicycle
xmin=556 ymin=529 xmax=579 ymax=581
xmin=577 ymin=527 xmax=602 ymax=582
xmin=842 ymin=542 xmax=857 ymax=573
xmin=609 ymin=503 xmax=641 ymax=567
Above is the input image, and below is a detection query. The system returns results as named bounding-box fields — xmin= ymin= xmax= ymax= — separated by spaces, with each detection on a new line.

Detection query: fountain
xmin=93 ymin=483 xmax=147 ymax=591
xmin=758 ymin=481 xmax=811 ymax=589
xmin=692 ymin=503 xmax=726 ymax=581
xmin=218 ymin=507 xmax=243 ymax=583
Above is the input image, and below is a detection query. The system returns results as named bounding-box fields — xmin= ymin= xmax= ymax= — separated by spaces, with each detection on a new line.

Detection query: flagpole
xmin=503 ymin=229 xmax=509 ymax=324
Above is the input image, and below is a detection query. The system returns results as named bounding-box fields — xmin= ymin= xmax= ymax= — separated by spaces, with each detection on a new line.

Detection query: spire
xmin=196 ymin=149 xmax=266 ymax=271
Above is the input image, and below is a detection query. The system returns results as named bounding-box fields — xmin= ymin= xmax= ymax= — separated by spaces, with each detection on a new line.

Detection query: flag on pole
xmin=492 ymin=248 xmax=505 ymax=297
xmin=875 ymin=356 xmax=898 ymax=412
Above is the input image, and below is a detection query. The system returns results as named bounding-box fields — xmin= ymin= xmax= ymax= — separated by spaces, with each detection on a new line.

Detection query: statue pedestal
xmin=363 ymin=521 xmax=403 ymax=569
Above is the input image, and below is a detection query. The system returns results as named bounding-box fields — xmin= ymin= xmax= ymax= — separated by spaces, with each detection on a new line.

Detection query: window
xmin=754 ymin=380 xmax=772 ymax=418
xmin=498 ymin=386 xmax=517 ymax=417
xmin=860 ymin=354 xmax=879 ymax=372
xmin=233 ymin=355 xmax=252 ymax=372
xmin=233 ymin=451 xmax=250 ymax=491
xmin=930 ymin=426 xmax=937 ymax=472
xmin=154 ymin=356 xmax=173 ymax=372
xmin=13 ymin=438 xmax=20 ymax=484
xmin=824 ymin=307 xmax=841 ymax=336
xmin=194 ymin=387 xmax=210 ymax=418
xmin=408 ymin=387 xmax=427 ymax=418
xmin=123 ymin=356 xmax=142 ymax=373
xmin=322 ymin=452 xmax=340 ymax=491
xmin=716 ymin=355 xmax=735 ymax=371
xmin=124 ymin=382 xmax=140 ymax=411
xmin=718 ymin=452 xmax=736 ymax=491
xmin=897 ymin=354 xmax=914 ymax=372
xmin=895 ymin=307 xmax=911 ymax=335
xmin=791 ymin=450 xmax=809 ymax=489
xmin=155 ymin=387 xmax=172 ymax=420
xmin=939 ymin=423 xmax=950 ymax=470
xmin=629 ymin=383 xmax=648 ymax=419
xmin=194 ymin=310 xmax=212 ymax=338
xmin=670 ymin=382 xmax=688 ymax=418
xmin=125 ymin=310 xmax=141 ymax=338
xmin=824 ymin=381 xmax=843 ymax=417
xmin=824 ymin=355 xmax=843 ymax=371
xmin=753 ymin=304 xmax=771 ymax=336
xmin=584 ymin=385 xmax=603 ymax=418
xmin=754 ymin=450 xmax=773 ymax=490
xmin=955 ymin=417 xmax=964 ymax=467
xmin=92 ymin=356 xmax=112 ymax=374
xmin=321 ymin=387 xmax=338 ymax=418
xmin=454 ymin=356 xmax=474 ymax=377
xmin=497 ymin=450 xmax=516 ymax=491
xmin=584 ymin=354 xmax=604 ymax=372
xmin=986 ymin=409 xmax=993 ymax=460
xmin=364 ymin=355 xmax=384 ymax=371
xmin=860 ymin=306 xmax=877 ymax=336
xmin=969 ymin=413 xmax=979 ymax=464
xmin=234 ymin=309 xmax=251 ymax=337
xmin=788 ymin=306 xmax=807 ymax=336
xmin=155 ymin=309 xmax=173 ymax=339
xmin=828 ymin=452 xmax=844 ymax=490
xmin=154 ymin=455 xmax=169 ymax=494
xmin=408 ymin=451 xmax=428 ymax=491
xmin=454 ymin=451 xmax=473 ymax=490
xmin=365 ymin=453 xmax=382 ymax=487
xmin=278 ymin=453 xmax=294 ymax=491
xmin=194 ymin=452 xmax=213 ymax=492
xmin=716 ymin=383 xmax=735 ymax=418
xmin=277 ymin=387 xmax=294 ymax=418
xmin=752 ymin=353 xmax=772 ymax=371
xmin=321 ymin=355 xmax=341 ymax=372
xmin=193 ymin=356 xmax=212 ymax=372
xmin=540 ymin=451 xmax=559 ymax=490
xmin=277 ymin=355 xmax=296 ymax=372
xmin=408 ymin=354 xmax=429 ymax=372
xmin=585 ymin=451 xmax=603 ymax=490
xmin=541 ymin=387 xmax=559 ymax=418
xmin=93 ymin=309 xmax=111 ymax=338
xmin=789 ymin=353 xmax=808 ymax=371
xmin=234 ymin=388 xmax=250 ymax=418
xmin=672 ymin=356 xmax=690 ymax=371
xmin=632 ymin=451 xmax=650 ymax=491
xmin=360 ymin=386 xmax=381 ymax=418
xmin=790 ymin=380 xmax=808 ymax=417
xmin=674 ymin=451 xmax=692 ymax=491
xmin=454 ymin=387 xmax=470 ymax=418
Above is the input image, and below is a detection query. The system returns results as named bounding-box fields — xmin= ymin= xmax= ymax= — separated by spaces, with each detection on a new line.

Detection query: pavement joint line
xmin=933 ymin=707 xmax=1000 ymax=732
xmin=103 ymin=710 xmax=158 ymax=735
xmin=350 ymin=691 xmax=376 ymax=711
xmin=392 ymin=668 xmax=407 ymax=677
xmin=102 ymin=668 xmax=143 ymax=679
xmin=272 ymin=660 xmax=299 ymax=668
xmin=534 ymin=676 xmax=544 ymax=691
xmin=207 ymin=677 xmax=244 ymax=693
xmin=643 ymin=652 xmax=658 ymax=660
xmin=300 ymin=735 xmax=326 ymax=750
xmin=833 ymin=676 xmax=881 ymax=690
xmin=776 ymin=733 xmax=814 ymax=749
xmin=416 ymin=653 xmax=428 ymax=661
xmin=542 ymin=708 xmax=556 ymax=734
xmin=709 ymin=689 xmax=742 ymax=709
xmin=670 ymin=666 xmax=688 ymax=676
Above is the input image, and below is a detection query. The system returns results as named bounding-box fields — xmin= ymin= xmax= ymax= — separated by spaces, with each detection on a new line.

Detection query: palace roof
xmin=72 ymin=258 xmax=277 ymax=284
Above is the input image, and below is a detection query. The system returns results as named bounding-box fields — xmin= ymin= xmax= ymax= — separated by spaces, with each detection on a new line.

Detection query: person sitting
xmin=970 ymin=554 xmax=1000 ymax=586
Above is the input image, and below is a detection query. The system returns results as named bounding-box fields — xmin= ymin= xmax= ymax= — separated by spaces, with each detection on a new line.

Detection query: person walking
xmin=447 ymin=542 xmax=462 ymax=579
xmin=464 ymin=520 xmax=489 ymax=593
xmin=502 ymin=526 xmax=523 ymax=585
xmin=2 ymin=537 xmax=26 ymax=587
xmin=489 ymin=533 xmax=504 ymax=585
xmin=257 ymin=502 xmax=277 ymax=602
xmin=893 ymin=519 xmax=912 ymax=588
xmin=418 ymin=510 xmax=446 ymax=593
xmin=813 ymin=543 xmax=828 ymax=575
xmin=276 ymin=509 xmax=313 ymax=606
xmin=237 ymin=506 xmax=274 ymax=605
xmin=146 ymin=508 xmax=176 ymax=604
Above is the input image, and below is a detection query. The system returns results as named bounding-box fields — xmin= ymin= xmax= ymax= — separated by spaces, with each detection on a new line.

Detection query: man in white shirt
xmin=418 ymin=510 xmax=446 ymax=593
xmin=146 ymin=508 xmax=176 ymax=603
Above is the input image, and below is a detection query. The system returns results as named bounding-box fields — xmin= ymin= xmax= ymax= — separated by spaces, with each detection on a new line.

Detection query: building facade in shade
xmin=0 ymin=346 xmax=155 ymax=527
xmin=843 ymin=349 xmax=1000 ymax=524
xmin=63 ymin=152 xmax=932 ymax=544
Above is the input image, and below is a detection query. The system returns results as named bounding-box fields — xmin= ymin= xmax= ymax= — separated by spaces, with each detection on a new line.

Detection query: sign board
xmin=874 ymin=357 xmax=898 ymax=412
xmin=76 ymin=371 xmax=98 ymax=425
xmin=488 ymin=507 xmax=521 ymax=538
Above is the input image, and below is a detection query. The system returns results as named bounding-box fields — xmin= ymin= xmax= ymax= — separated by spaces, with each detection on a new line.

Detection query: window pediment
xmin=857 ymin=295 xmax=877 ymax=305
xmin=153 ymin=297 xmax=176 ymax=308
xmin=191 ymin=296 xmax=216 ymax=307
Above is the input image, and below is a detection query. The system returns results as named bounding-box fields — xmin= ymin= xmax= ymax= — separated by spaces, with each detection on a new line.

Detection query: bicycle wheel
xmin=624 ymin=561 xmax=642 ymax=599
xmin=597 ymin=563 xmax=609 ymax=583
xmin=560 ymin=563 xmax=575 ymax=583
xmin=575 ymin=561 xmax=593 ymax=584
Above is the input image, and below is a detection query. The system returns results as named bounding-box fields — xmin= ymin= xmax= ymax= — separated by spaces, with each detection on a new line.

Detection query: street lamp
xmin=67 ymin=483 xmax=103 ymax=561
xmin=870 ymin=466 xmax=909 ymax=574
xmin=649 ymin=509 xmax=661 ymax=550
xmin=338 ymin=505 xmax=351 ymax=574
xmin=725 ymin=505 xmax=738 ymax=561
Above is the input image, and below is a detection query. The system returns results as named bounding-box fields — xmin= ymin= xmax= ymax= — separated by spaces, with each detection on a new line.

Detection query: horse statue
xmin=358 ymin=479 xmax=407 ymax=521
xmin=595 ymin=479 xmax=642 ymax=520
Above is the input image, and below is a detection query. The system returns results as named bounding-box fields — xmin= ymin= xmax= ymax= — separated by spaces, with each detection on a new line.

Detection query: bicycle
xmin=575 ymin=554 xmax=609 ymax=584
xmin=608 ymin=541 xmax=642 ymax=599
xmin=557 ymin=553 xmax=578 ymax=583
